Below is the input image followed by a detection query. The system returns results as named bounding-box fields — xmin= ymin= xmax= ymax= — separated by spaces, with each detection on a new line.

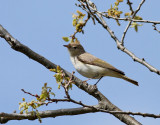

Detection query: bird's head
xmin=63 ymin=41 xmax=85 ymax=56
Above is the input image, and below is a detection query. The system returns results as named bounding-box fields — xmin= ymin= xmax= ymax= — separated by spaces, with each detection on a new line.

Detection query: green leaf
xmin=49 ymin=69 xmax=56 ymax=72
xmin=131 ymin=22 xmax=143 ymax=32
xmin=62 ymin=37 xmax=70 ymax=42
xmin=124 ymin=12 xmax=131 ymax=17
xmin=135 ymin=25 xmax=138 ymax=32
xmin=72 ymin=19 xmax=77 ymax=26
xmin=50 ymin=92 xmax=55 ymax=97
xmin=134 ymin=16 xmax=143 ymax=20
xmin=117 ymin=0 xmax=123 ymax=2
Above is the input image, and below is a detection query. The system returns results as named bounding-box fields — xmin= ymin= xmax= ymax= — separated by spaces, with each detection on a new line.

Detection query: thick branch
xmin=0 ymin=107 xmax=97 ymax=124
xmin=22 ymin=85 xmax=160 ymax=121
xmin=0 ymin=24 xmax=141 ymax=125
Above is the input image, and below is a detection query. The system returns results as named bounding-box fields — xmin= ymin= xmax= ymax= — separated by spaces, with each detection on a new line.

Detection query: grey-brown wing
xmin=77 ymin=53 xmax=125 ymax=75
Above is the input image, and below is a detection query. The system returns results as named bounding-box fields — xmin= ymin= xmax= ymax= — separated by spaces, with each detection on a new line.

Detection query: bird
xmin=63 ymin=41 xmax=138 ymax=86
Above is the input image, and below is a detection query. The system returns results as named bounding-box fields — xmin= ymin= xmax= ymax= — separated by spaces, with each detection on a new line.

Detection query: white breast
xmin=70 ymin=56 xmax=110 ymax=79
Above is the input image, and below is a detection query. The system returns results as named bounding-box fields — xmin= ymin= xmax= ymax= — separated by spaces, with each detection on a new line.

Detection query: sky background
xmin=0 ymin=0 xmax=160 ymax=125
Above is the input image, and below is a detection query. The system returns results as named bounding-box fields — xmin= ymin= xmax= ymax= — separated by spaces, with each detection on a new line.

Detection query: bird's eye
xmin=73 ymin=47 xmax=77 ymax=49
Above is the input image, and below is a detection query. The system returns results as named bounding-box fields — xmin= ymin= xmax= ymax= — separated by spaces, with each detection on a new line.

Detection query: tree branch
xmin=21 ymin=80 xmax=160 ymax=121
xmin=100 ymin=13 xmax=160 ymax=24
xmin=0 ymin=107 xmax=97 ymax=124
xmin=78 ymin=0 xmax=160 ymax=75
xmin=121 ymin=0 xmax=145 ymax=45
xmin=127 ymin=0 xmax=134 ymax=14
xmin=0 ymin=24 xmax=141 ymax=125
xmin=152 ymin=24 xmax=160 ymax=33
xmin=102 ymin=110 xmax=160 ymax=118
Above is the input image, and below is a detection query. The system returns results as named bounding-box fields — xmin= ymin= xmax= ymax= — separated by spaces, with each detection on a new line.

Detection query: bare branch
xmin=21 ymin=89 xmax=70 ymax=104
xmin=127 ymin=0 xmax=134 ymax=14
xmin=104 ymin=111 xmax=160 ymax=118
xmin=21 ymin=78 xmax=160 ymax=120
xmin=21 ymin=89 xmax=40 ymax=98
xmin=121 ymin=0 xmax=145 ymax=45
xmin=78 ymin=0 xmax=160 ymax=75
xmin=101 ymin=15 xmax=160 ymax=24
xmin=0 ymin=107 xmax=97 ymax=124
xmin=152 ymin=24 xmax=160 ymax=33
xmin=1 ymin=104 xmax=159 ymax=124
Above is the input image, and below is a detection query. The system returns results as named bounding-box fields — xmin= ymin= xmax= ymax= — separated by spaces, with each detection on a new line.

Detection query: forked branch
xmin=77 ymin=0 xmax=160 ymax=75
xmin=0 ymin=24 xmax=141 ymax=125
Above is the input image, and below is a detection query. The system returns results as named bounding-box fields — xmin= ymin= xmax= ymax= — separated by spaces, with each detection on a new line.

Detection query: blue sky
xmin=1 ymin=0 xmax=160 ymax=125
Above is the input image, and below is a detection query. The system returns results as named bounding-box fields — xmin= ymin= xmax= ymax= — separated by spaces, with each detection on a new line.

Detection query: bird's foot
xmin=94 ymin=83 xmax=98 ymax=86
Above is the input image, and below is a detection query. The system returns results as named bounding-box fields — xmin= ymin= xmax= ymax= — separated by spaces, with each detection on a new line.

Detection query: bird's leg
xmin=94 ymin=76 xmax=103 ymax=85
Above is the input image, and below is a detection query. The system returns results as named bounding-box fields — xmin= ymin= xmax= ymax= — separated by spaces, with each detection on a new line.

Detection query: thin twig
xmin=102 ymin=14 xmax=160 ymax=24
xmin=152 ymin=24 xmax=160 ymax=33
xmin=21 ymin=89 xmax=70 ymax=103
xmin=121 ymin=0 xmax=145 ymax=45
xmin=100 ymin=110 xmax=160 ymax=118
xmin=127 ymin=0 xmax=134 ymax=14
xmin=21 ymin=89 xmax=40 ymax=98
xmin=60 ymin=86 xmax=160 ymax=119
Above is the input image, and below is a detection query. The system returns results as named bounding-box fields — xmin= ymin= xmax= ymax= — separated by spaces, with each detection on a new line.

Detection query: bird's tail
xmin=121 ymin=75 xmax=138 ymax=86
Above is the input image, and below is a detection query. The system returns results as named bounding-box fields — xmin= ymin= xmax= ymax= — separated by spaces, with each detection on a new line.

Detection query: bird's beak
xmin=63 ymin=45 xmax=70 ymax=48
